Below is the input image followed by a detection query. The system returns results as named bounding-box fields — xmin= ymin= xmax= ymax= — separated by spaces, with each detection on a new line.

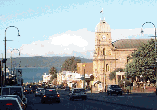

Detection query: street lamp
xmin=11 ymin=49 xmax=21 ymax=75
xmin=4 ymin=26 xmax=20 ymax=86
xmin=141 ymin=22 xmax=156 ymax=95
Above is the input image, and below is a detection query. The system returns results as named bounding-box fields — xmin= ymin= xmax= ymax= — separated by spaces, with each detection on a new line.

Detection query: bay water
xmin=21 ymin=67 xmax=50 ymax=83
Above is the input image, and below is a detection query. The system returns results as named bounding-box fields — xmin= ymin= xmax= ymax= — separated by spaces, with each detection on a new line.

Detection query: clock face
xmin=102 ymin=35 xmax=106 ymax=39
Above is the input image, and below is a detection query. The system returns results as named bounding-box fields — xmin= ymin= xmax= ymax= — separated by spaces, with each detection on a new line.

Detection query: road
xmin=25 ymin=90 xmax=142 ymax=110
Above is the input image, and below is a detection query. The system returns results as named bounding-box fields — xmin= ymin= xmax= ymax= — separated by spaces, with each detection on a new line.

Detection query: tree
xmin=49 ymin=66 xmax=57 ymax=82
xmin=109 ymin=68 xmax=124 ymax=80
xmin=126 ymin=39 xmax=156 ymax=81
xmin=61 ymin=56 xmax=81 ymax=72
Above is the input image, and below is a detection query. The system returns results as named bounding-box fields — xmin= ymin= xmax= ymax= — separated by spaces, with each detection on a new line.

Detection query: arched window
xmin=106 ymin=64 xmax=109 ymax=72
xmin=103 ymin=48 xmax=105 ymax=55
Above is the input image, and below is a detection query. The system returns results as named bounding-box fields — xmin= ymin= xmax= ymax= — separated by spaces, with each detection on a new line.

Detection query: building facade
xmin=42 ymin=73 xmax=52 ymax=84
xmin=93 ymin=17 xmax=150 ymax=90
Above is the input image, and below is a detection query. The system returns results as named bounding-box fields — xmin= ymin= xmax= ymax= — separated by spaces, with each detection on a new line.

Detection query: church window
xmin=106 ymin=64 xmax=109 ymax=72
xmin=103 ymin=48 xmax=105 ymax=55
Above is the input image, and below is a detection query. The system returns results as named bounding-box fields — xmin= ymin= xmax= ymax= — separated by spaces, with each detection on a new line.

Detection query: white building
xmin=42 ymin=73 xmax=52 ymax=83
xmin=57 ymin=71 xmax=90 ymax=88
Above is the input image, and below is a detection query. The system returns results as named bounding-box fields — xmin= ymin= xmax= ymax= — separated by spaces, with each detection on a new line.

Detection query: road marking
xmin=103 ymin=96 xmax=142 ymax=98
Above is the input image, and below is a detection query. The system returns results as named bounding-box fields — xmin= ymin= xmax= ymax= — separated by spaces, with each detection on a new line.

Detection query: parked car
xmin=41 ymin=88 xmax=60 ymax=103
xmin=0 ymin=95 xmax=27 ymax=110
xmin=35 ymin=88 xmax=45 ymax=97
xmin=65 ymin=86 xmax=70 ymax=91
xmin=107 ymin=85 xmax=122 ymax=96
xmin=69 ymin=88 xmax=87 ymax=101
xmin=0 ymin=97 xmax=23 ymax=110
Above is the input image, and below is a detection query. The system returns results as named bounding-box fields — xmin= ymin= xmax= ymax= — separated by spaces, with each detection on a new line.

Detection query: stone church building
xmin=92 ymin=18 xmax=150 ymax=89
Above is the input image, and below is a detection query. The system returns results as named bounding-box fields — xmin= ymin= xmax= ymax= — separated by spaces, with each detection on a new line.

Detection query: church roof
xmin=112 ymin=39 xmax=150 ymax=49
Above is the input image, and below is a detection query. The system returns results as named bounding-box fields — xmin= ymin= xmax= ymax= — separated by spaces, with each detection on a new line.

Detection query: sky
xmin=0 ymin=0 xmax=156 ymax=59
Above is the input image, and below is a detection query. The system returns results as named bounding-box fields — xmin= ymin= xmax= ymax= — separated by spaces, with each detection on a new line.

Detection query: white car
xmin=35 ymin=88 xmax=45 ymax=97
xmin=69 ymin=88 xmax=87 ymax=101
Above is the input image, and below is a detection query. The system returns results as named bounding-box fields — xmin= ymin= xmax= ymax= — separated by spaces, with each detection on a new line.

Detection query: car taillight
xmin=26 ymin=90 xmax=27 ymax=92
xmin=43 ymin=95 xmax=46 ymax=97
xmin=57 ymin=94 xmax=60 ymax=97
xmin=6 ymin=103 xmax=13 ymax=105
xmin=36 ymin=92 xmax=38 ymax=93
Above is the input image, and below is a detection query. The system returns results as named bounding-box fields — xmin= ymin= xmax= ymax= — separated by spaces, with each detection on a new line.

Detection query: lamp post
xmin=83 ymin=64 xmax=86 ymax=89
xmin=103 ymin=55 xmax=106 ymax=92
xmin=4 ymin=26 xmax=20 ymax=86
xmin=11 ymin=49 xmax=21 ymax=75
xmin=141 ymin=22 xmax=156 ymax=95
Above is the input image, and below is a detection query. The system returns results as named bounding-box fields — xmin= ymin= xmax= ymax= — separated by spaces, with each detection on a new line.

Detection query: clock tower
xmin=93 ymin=17 xmax=113 ymax=90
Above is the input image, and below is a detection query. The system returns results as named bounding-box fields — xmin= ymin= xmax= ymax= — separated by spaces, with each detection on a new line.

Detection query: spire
xmin=100 ymin=8 xmax=103 ymax=21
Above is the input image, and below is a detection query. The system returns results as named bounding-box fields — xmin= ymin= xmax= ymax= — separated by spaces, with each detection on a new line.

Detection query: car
xmin=0 ymin=95 xmax=27 ymax=110
xmin=65 ymin=86 xmax=70 ymax=91
xmin=1 ymin=86 xmax=28 ymax=107
xmin=69 ymin=88 xmax=87 ymax=101
xmin=0 ymin=97 xmax=23 ymax=110
xmin=23 ymin=87 xmax=32 ymax=94
xmin=35 ymin=88 xmax=45 ymax=97
xmin=107 ymin=85 xmax=122 ymax=96
xmin=41 ymin=88 xmax=60 ymax=103
xmin=31 ymin=85 xmax=38 ymax=93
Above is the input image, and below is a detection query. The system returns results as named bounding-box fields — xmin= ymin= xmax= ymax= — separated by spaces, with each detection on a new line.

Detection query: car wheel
xmin=70 ymin=97 xmax=74 ymax=101
xmin=110 ymin=93 xmax=112 ymax=96
xmin=56 ymin=100 xmax=60 ymax=103
xmin=107 ymin=92 xmax=109 ymax=96
xmin=41 ymin=100 xmax=45 ymax=104
xmin=120 ymin=92 xmax=122 ymax=96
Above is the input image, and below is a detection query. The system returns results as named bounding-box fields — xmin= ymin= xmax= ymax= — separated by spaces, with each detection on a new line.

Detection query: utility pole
xmin=83 ymin=64 xmax=86 ymax=89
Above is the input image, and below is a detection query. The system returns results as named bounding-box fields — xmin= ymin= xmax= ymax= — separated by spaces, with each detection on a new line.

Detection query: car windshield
xmin=45 ymin=90 xmax=57 ymax=95
xmin=111 ymin=85 xmax=120 ymax=88
xmin=2 ymin=96 xmax=22 ymax=104
xmin=73 ymin=89 xmax=85 ymax=93
xmin=2 ymin=88 xmax=9 ymax=95
xmin=10 ymin=88 xmax=22 ymax=95
xmin=37 ymin=89 xmax=44 ymax=91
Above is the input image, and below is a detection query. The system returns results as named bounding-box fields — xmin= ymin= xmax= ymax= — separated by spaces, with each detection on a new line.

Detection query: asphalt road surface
xmin=24 ymin=90 xmax=144 ymax=110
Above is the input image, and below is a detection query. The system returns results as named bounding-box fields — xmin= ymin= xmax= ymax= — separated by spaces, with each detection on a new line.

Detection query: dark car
xmin=24 ymin=88 xmax=32 ymax=94
xmin=107 ymin=85 xmax=122 ymax=96
xmin=35 ymin=88 xmax=45 ymax=97
xmin=0 ymin=97 xmax=23 ymax=110
xmin=31 ymin=85 xmax=38 ymax=93
xmin=65 ymin=86 xmax=70 ymax=91
xmin=0 ymin=95 xmax=27 ymax=110
xmin=69 ymin=88 xmax=87 ymax=101
xmin=41 ymin=89 xmax=60 ymax=103
xmin=1 ymin=86 xmax=28 ymax=107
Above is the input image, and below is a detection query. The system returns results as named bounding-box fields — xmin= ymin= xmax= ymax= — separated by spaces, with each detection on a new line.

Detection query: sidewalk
xmin=86 ymin=91 xmax=157 ymax=110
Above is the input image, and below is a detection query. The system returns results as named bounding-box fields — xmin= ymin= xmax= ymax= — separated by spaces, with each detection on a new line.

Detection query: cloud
xmin=111 ymin=28 xmax=154 ymax=42
xmin=16 ymin=28 xmax=154 ymax=59
xmin=18 ymin=28 xmax=95 ymax=58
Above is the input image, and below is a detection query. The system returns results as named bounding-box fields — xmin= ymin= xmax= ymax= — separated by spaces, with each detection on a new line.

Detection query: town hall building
xmin=92 ymin=17 xmax=150 ymax=91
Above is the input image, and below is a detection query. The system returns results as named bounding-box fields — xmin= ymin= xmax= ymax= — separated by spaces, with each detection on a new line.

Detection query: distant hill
xmin=0 ymin=56 xmax=93 ymax=70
